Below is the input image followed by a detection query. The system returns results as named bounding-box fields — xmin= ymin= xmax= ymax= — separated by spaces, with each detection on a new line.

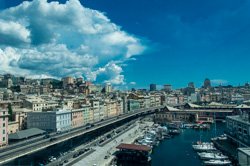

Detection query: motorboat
xmin=192 ymin=143 xmax=216 ymax=151
xmin=203 ymin=159 xmax=231 ymax=165
xmin=198 ymin=152 xmax=228 ymax=160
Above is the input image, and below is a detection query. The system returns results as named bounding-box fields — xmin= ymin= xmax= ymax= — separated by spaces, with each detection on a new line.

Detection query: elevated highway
xmin=0 ymin=106 xmax=164 ymax=165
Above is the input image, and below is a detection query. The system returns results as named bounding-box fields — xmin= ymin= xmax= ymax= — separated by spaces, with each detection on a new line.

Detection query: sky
xmin=0 ymin=0 xmax=250 ymax=89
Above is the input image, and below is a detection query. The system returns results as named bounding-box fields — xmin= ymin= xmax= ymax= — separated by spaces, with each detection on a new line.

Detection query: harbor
xmin=151 ymin=122 xmax=229 ymax=166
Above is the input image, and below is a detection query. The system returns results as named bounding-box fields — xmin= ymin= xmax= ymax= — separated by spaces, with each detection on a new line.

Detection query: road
xmin=0 ymin=106 xmax=163 ymax=165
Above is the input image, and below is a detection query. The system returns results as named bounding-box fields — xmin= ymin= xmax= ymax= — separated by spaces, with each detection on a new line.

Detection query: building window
xmin=3 ymin=137 xmax=5 ymax=142
xmin=3 ymin=130 xmax=5 ymax=134
xmin=3 ymin=123 xmax=5 ymax=127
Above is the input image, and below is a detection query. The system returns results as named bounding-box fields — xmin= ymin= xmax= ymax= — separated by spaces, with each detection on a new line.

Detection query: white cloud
xmin=0 ymin=19 xmax=31 ymax=45
xmin=129 ymin=82 xmax=136 ymax=85
xmin=0 ymin=0 xmax=145 ymax=84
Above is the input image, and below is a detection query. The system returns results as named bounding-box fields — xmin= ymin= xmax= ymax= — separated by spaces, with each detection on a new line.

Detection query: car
xmin=49 ymin=137 xmax=57 ymax=142
xmin=48 ymin=156 xmax=56 ymax=162
xmin=85 ymin=147 xmax=90 ymax=151
xmin=104 ymin=155 xmax=109 ymax=159
xmin=43 ymin=134 xmax=50 ymax=139
xmin=63 ymin=160 xmax=68 ymax=163
xmin=73 ymin=154 xmax=79 ymax=158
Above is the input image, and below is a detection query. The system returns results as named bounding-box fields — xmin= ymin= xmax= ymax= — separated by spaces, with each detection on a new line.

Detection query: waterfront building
xmin=27 ymin=109 xmax=72 ymax=132
xmin=116 ymin=99 xmax=124 ymax=116
xmin=127 ymin=99 xmax=140 ymax=112
xmin=0 ymin=108 xmax=8 ymax=147
xmin=81 ymin=104 xmax=91 ymax=125
xmin=99 ymin=102 xmax=107 ymax=120
xmin=90 ymin=99 xmax=101 ymax=122
xmin=154 ymin=106 xmax=197 ymax=123
xmin=71 ymin=109 xmax=84 ymax=128
xmin=226 ymin=113 xmax=250 ymax=147
xmin=150 ymin=84 xmax=157 ymax=91
xmin=238 ymin=148 xmax=250 ymax=166
xmin=105 ymin=100 xmax=117 ymax=117
xmin=116 ymin=143 xmax=152 ymax=166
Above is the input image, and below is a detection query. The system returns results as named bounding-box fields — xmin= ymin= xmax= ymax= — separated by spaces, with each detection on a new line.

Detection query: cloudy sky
xmin=0 ymin=0 xmax=250 ymax=88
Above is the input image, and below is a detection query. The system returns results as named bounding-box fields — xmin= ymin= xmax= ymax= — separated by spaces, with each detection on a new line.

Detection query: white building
xmin=105 ymin=83 xmax=112 ymax=93
xmin=27 ymin=109 xmax=72 ymax=132
xmin=24 ymin=97 xmax=58 ymax=111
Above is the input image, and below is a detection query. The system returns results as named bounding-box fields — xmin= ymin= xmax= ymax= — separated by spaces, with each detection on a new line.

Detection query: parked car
xmin=73 ymin=154 xmax=79 ymax=158
xmin=49 ymin=137 xmax=57 ymax=142
xmin=43 ymin=134 xmax=50 ymax=139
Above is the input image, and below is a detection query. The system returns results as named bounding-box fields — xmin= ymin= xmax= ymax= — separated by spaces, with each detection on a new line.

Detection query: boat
xmin=198 ymin=152 xmax=228 ymax=160
xmin=203 ymin=159 xmax=231 ymax=165
xmin=169 ymin=129 xmax=181 ymax=135
xmin=192 ymin=143 xmax=216 ymax=151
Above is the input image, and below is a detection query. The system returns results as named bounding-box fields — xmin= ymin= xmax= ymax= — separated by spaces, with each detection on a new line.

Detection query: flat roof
xmin=116 ymin=143 xmax=151 ymax=152
xmin=8 ymin=128 xmax=46 ymax=140
xmin=227 ymin=115 xmax=250 ymax=126
xmin=238 ymin=148 xmax=250 ymax=156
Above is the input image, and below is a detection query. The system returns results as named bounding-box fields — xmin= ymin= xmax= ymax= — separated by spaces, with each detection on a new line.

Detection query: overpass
xmin=0 ymin=106 xmax=164 ymax=165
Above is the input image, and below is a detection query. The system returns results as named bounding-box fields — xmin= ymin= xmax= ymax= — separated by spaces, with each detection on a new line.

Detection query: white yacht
xmin=192 ymin=144 xmax=216 ymax=151
xmin=203 ymin=159 xmax=231 ymax=165
xmin=198 ymin=152 xmax=228 ymax=160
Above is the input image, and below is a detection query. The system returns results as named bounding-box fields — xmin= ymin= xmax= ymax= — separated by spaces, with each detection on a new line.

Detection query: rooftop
xmin=227 ymin=115 xmax=250 ymax=126
xmin=116 ymin=143 xmax=151 ymax=152
xmin=238 ymin=148 xmax=250 ymax=156
xmin=8 ymin=128 xmax=46 ymax=140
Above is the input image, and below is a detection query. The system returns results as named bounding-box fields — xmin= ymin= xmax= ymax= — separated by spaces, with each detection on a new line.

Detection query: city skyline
xmin=1 ymin=0 xmax=250 ymax=88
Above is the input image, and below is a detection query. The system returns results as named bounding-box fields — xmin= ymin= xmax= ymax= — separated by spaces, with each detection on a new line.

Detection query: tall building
xmin=203 ymin=78 xmax=211 ymax=89
xmin=105 ymin=83 xmax=112 ymax=93
xmin=0 ymin=108 xmax=8 ymax=147
xmin=150 ymin=84 xmax=157 ymax=91
xmin=163 ymin=84 xmax=172 ymax=92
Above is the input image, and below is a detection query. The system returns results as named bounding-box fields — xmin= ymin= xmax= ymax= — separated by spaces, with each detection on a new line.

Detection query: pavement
xmin=73 ymin=121 xmax=153 ymax=166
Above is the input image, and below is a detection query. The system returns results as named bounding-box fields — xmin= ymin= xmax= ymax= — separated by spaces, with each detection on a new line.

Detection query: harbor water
xmin=151 ymin=122 xmax=226 ymax=166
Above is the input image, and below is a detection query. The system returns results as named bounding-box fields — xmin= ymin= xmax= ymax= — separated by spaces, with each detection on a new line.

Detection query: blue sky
xmin=0 ymin=0 xmax=250 ymax=89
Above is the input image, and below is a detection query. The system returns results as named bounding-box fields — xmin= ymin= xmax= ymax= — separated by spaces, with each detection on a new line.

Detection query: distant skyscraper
xmin=105 ymin=82 xmax=112 ymax=93
xmin=163 ymin=84 xmax=172 ymax=92
xmin=204 ymin=78 xmax=211 ymax=89
xmin=188 ymin=82 xmax=195 ymax=88
xmin=150 ymin=84 xmax=157 ymax=91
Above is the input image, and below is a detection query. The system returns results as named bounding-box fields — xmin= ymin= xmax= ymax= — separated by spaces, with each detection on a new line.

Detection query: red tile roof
xmin=116 ymin=143 xmax=151 ymax=152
